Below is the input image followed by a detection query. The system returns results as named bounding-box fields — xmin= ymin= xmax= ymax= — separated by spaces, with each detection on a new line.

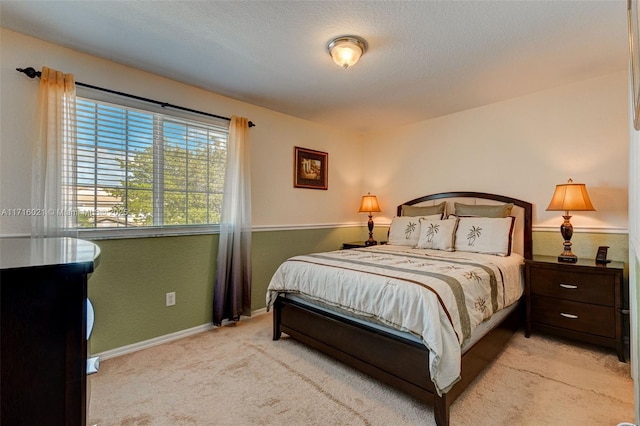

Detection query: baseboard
xmin=93 ymin=308 xmax=269 ymax=361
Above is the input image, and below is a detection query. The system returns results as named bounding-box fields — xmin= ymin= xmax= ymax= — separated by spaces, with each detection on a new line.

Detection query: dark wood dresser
xmin=524 ymin=255 xmax=625 ymax=361
xmin=1 ymin=237 xmax=100 ymax=426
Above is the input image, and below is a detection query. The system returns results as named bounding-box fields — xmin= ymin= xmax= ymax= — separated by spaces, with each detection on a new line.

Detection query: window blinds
xmin=75 ymin=97 xmax=228 ymax=229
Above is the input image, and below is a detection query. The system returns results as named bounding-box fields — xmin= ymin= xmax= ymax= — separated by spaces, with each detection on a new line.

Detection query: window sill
xmin=79 ymin=225 xmax=220 ymax=240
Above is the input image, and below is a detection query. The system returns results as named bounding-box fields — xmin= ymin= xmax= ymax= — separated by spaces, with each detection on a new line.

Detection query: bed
xmin=266 ymin=192 xmax=532 ymax=426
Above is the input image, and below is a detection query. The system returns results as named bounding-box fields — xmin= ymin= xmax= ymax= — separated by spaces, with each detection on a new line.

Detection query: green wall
xmin=87 ymin=235 xmax=217 ymax=354
xmin=87 ymin=227 xmax=629 ymax=355
xmin=87 ymin=226 xmax=363 ymax=354
xmin=533 ymin=230 xmax=629 ymax=265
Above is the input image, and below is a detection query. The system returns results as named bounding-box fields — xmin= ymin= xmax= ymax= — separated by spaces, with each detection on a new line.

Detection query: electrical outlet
xmin=166 ymin=292 xmax=176 ymax=307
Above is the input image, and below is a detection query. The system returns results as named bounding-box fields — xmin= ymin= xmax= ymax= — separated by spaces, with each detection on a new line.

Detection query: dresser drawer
xmin=529 ymin=267 xmax=614 ymax=306
xmin=531 ymin=296 xmax=615 ymax=338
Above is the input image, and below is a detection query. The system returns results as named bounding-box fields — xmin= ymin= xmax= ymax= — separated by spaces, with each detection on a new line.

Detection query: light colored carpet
xmin=88 ymin=312 xmax=635 ymax=426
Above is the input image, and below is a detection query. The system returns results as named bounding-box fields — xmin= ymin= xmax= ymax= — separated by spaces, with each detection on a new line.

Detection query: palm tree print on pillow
xmin=424 ymin=223 xmax=440 ymax=242
xmin=404 ymin=221 xmax=417 ymax=239
xmin=466 ymin=225 xmax=482 ymax=246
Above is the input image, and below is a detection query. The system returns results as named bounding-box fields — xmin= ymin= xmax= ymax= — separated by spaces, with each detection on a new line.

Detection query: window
xmin=76 ymin=98 xmax=227 ymax=235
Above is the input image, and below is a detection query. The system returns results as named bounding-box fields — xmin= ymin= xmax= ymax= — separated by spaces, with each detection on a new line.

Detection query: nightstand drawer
xmin=531 ymin=296 xmax=615 ymax=338
xmin=529 ymin=267 xmax=614 ymax=306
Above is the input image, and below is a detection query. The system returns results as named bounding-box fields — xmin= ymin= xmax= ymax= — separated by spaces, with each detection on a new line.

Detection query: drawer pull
xmin=559 ymin=284 xmax=578 ymax=289
xmin=560 ymin=313 xmax=579 ymax=319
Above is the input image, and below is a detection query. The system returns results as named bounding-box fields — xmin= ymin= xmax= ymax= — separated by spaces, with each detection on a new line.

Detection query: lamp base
xmin=365 ymin=214 xmax=377 ymax=247
xmin=558 ymin=254 xmax=578 ymax=263
xmin=558 ymin=217 xmax=577 ymax=263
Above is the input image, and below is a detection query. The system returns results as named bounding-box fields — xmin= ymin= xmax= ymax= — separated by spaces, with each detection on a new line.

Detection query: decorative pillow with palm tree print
xmin=416 ymin=217 xmax=459 ymax=251
xmin=453 ymin=216 xmax=516 ymax=256
xmin=388 ymin=215 xmax=441 ymax=246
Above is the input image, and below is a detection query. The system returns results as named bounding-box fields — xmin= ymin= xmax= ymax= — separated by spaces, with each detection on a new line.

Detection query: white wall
xmin=363 ymin=72 xmax=629 ymax=234
xmin=0 ymin=28 xmax=364 ymax=236
xmin=2 ymin=29 xmax=627 ymax=236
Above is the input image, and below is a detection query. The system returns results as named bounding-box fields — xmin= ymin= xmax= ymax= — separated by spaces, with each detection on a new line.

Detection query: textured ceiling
xmin=0 ymin=1 xmax=629 ymax=133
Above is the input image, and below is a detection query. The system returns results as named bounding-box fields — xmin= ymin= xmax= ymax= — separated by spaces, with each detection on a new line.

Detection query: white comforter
xmin=266 ymin=244 xmax=524 ymax=394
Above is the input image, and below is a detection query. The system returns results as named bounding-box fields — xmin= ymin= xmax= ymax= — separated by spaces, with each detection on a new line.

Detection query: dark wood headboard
xmin=397 ymin=191 xmax=533 ymax=260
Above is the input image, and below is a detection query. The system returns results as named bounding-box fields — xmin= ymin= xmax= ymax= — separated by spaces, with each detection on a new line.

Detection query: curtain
xmin=31 ymin=66 xmax=77 ymax=238
xmin=213 ymin=116 xmax=252 ymax=325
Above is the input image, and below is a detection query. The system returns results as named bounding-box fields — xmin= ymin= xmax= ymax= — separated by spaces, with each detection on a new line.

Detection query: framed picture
xmin=629 ymin=0 xmax=640 ymax=130
xmin=294 ymin=146 xmax=328 ymax=190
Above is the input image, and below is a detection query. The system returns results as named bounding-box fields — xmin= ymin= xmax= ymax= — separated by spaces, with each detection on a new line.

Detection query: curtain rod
xmin=16 ymin=67 xmax=255 ymax=128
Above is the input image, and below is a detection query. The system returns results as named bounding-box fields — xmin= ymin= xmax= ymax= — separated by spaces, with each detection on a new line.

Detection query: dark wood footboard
xmin=272 ymin=296 xmax=523 ymax=426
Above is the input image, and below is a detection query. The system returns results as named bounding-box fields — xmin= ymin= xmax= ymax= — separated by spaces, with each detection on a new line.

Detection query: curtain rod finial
xmin=16 ymin=67 xmax=41 ymax=79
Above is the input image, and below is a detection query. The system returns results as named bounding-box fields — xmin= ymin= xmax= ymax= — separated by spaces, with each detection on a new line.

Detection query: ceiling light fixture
xmin=326 ymin=35 xmax=368 ymax=69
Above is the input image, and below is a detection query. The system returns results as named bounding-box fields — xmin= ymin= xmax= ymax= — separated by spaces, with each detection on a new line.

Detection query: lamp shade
xmin=546 ymin=179 xmax=595 ymax=212
xmin=358 ymin=193 xmax=381 ymax=213
xmin=327 ymin=36 xmax=368 ymax=69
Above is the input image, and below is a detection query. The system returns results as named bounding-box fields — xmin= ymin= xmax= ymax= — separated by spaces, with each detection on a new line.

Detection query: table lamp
xmin=358 ymin=193 xmax=381 ymax=246
xmin=546 ymin=179 xmax=595 ymax=262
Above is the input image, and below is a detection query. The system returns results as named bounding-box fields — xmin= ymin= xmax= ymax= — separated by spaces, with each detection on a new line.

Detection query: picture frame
xmin=629 ymin=0 xmax=640 ymax=130
xmin=294 ymin=146 xmax=328 ymax=190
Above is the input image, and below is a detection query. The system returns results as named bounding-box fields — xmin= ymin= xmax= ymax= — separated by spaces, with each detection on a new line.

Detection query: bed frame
xmin=272 ymin=192 xmax=532 ymax=426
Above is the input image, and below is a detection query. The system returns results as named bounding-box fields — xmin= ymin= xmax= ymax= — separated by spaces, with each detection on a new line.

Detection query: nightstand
xmin=525 ymin=255 xmax=625 ymax=362
xmin=342 ymin=241 xmax=386 ymax=249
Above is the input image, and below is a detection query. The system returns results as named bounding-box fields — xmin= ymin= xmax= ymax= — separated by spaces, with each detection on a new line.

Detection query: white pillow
xmin=416 ymin=217 xmax=459 ymax=251
xmin=454 ymin=216 xmax=515 ymax=256
xmin=388 ymin=214 xmax=441 ymax=246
